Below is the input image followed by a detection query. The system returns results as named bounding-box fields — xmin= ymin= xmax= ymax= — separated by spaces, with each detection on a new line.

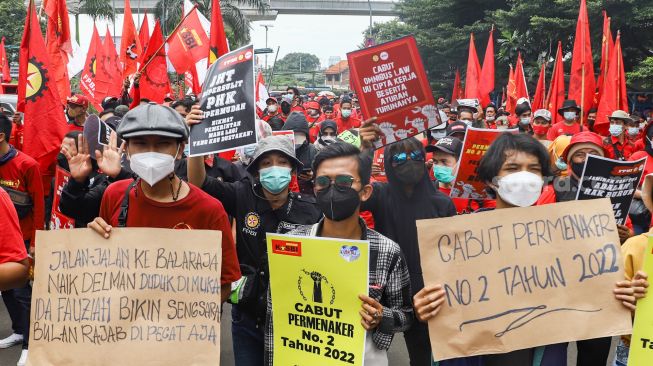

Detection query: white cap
xmin=533 ymin=109 xmax=552 ymax=122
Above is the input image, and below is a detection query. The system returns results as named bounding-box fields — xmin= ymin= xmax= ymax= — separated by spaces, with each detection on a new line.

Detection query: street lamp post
xmin=260 ymin=24 xmax=274 ymax=71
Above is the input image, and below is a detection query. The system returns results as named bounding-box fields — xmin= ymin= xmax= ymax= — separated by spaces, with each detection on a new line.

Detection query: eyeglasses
xmin=314 ymin=174 xmax=358 ymax=191
xmin=391 ymin=150 xmax=425 ymax=165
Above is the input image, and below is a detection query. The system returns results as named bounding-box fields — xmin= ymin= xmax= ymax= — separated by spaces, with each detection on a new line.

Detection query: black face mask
xmin=316 ymin=185 xmax=360 ymax=221
xmin=571 ymin=161 xmax=585 ymax=178
xmin=394 ymin=160 xmax=425 ymax=185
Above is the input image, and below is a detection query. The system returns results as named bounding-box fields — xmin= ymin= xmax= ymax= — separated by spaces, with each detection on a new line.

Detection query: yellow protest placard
xmin=267 ymin=233 xmax=369 ymax=366
xmin=27 ymin=228 xmax=222 ymax=366
xmin=627 ymin=236 xmax=653 ymax=365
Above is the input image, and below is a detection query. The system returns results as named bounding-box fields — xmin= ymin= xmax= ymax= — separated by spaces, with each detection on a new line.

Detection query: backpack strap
xmin=117 ymin=179 xmax=139 ymax=228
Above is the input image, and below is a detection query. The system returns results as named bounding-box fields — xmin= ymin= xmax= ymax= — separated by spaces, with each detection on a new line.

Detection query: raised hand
xmin=63 ymin=134 xmax=93 ymax=183
xmin=358 ymin=117 xmax=379 ymax=150
xmin=96 ymin=131 xmax=125 ymax=179
xmin=185 ymin=104 xmax=204 ymax=127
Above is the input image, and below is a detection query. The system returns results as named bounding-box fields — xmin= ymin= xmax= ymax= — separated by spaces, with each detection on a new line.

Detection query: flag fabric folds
xmin=478 ymin=28 xmax=495 ymax=108
xmin=79 ymin=25 xmax=106 ymax=110
xmin=167 ymin=8 xmax=210 ymax=74
xmin=209 ymin=0 xmax=230 ymax=65
xmin=568 ymin=0 xmax=596 ymax=121
xmin=595 ymin=32 xmax=628 ymax=133
xmin=139 ymin=12 xmax=151 ymax=62
xmin=596 ymin=11 xmax=614 ymax=108
xmin=532 ymin=63 xmax=547 ymax=111
xmin=0 ymin=37 xmax=11 ymax=82
xmin=464 ymin=33 xmax=482 ymax=100
xmin=137 ymin=21 xmax=171 ymax=104
xmin=546 ymin=41 xmax=565 ymax=124
xmin=44 ymin=0 xmax=72 ymax=104
xmin=120 ymin=0 xmax=142 ymax=78
xmin=451 ymin=69 xmax=463 ymax=103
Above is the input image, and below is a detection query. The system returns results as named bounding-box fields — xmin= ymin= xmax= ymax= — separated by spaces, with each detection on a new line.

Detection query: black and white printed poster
xmin=189 ymin=44 xmax=257 ymax=156
xmin=576 ymin=154 xmax=647 ymax=225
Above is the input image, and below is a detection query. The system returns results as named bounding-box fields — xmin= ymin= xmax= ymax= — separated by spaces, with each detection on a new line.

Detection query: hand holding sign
xmin=358 ymin=117 xmax=379 ymax=150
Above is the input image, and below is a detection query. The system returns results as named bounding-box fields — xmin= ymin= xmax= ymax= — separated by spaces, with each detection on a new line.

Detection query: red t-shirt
xmin=0 ymin=150 xmax=45 ymax=245
xmin=0 ymin=189 xmax=28 ymax=263
xmin=602 ymin=135 xmax=635 ymax=160
xmin=335 ymin=116 xmax=362 ymax=132
xmin=630 ymin=151 xmax=653 ymax=186
xmin=10 ymin=124 xmax=24 ymax=151
xmin=99 ymin=179 xmax=241 ymax=285
xmin=547 ymin=122 xmax=582 ymax=140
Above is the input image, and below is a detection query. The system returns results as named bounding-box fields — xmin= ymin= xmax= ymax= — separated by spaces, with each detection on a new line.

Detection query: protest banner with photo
xmin=189 ymin=44 xmax=256 ymax=156
xmin=450 ymin=127 xmax=514 ymax=200
xmin=576 ymin=155 xmax=647 ymax=225
xmin=347 ymin=36 xmax=439 ymax=148
xmin=27 ymin=228 xmax=222 ymax=366
xmin=417 ymin=198 xmax=632 ymax=361
xmin=267 ymin=233 xmax=369 ymax=366
xmin=49 ymin=167 xmax=75 ymax=230
xmin=627 ymin=236 xmax=653 ymax=365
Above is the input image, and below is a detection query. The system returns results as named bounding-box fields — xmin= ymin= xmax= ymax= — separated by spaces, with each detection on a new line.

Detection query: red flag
xmin=546 ymin=41 xmax=565 ymax=123
xmin=478 ymin=28 xmax=495 ymax=107
xmin=120 ymin=0 xmax=142 ymax=78
xmin=568 ymin=0 xmax=596 ymax=122
xmin=0 ymin=37 xmax=10 ymax=82
xmin=532 ymin=62 xmax=547 ymax=110
xmin=17 ymin=1 xmax=68 ymax=174
xmin=101 ymin=29 xmax=123 ymax=96
xmin=209 ymin=0 xmax=229 ymax=66
xmin=595 ymin=32 xmax=628 ymax=133
xmin=79 ymin=25 xmax=106 ymax=110
xmin=139 ymin=13 xmax=150 ymax=61
xmin=596 ymin=11 xmax=614 ymax=108
xmin=464 ymin=33 xmax=482 ymax=100
xmin=505 ymin=64 xmax=516 ymax=114
xmin=44 ymin=0 xmax=72 ymax=104
xmin=451 ymin=69 xmax=463 ymax=102
xmin=167 ymin=8 xmax=210 ymax=74
xmin=184 ymin=68 xmax=201 ymax=95
xmin=138 ymin=21 xmax=171 ymax=104
xmin=513 ymin=53 xmax=529 ymax=103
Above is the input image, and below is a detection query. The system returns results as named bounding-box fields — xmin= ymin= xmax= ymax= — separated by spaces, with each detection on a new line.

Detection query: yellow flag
xmin=628 ymin=236 xmax=653 ymax=365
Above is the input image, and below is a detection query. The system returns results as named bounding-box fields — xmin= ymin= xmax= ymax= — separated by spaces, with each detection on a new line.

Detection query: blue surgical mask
xmin=259 ymin=166 xmax=292 ymax=194
xmin=519 ymin=117 xmax=531 ymax=125
xmin=433 ymin=165 xmax=455 ymax=184
xmin=555 ymin=158 xmax=568 ymax=171
xmin=628 ymin=127 xmax=640 ymax=137
xmin=183 ymin=144 xmax=190 ymax=157
xmin=341 ymin=109 xmax=352 ymax=118
xmin=609 ymin=124 xmax=623 ymax=137
xmin=563 ymin=111 xmax=577 ymax=121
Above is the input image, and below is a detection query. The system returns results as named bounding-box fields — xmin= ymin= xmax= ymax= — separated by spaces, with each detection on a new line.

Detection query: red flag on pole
xmin=120 ymin=0 xmax=142 ymax=78
xmin=532 ymin=62 xmax=547 ymax=110
xmin=209 ymin=0 xmax=229 ymax=66
xmin=478 ymin=28 xmax=495 ymax=107
xmin=0 ymin=37 xmax=11 ymax=82
xmin=138 ymin=12 xmax=150 ymax=61
xmin=79 ymin=25 xmax=106 ymax=110
xmin=596 ymin=11 xmax=614 ymax=108
xmin=513 ymin=53 xmax=529 ymax=103
xmin=44 ymin=0 xmax=72 ymax=103
xmin=464 ymin=33 xmax=482 ymax=100
xmin=568 ymin=0 xmax=596 ymax=123
xmin=451 ymin=69 xmax=463 ymax=102
xmin=595 ymin=32 xmax=628 ymax=134
xmin=546 ymin=41 xmax=565 ymax=124
xmin=167 ymin=8 xmax=210 ymax=74
xmin=505 ymin=64 xmax=516 ymax=115
xmin=101 ymin=29 xmax=123 ymax=97
xmin=17 ymin=0 xmax=68 ymax=176
xmin=138 ymin=21 xmax=171 ymax=104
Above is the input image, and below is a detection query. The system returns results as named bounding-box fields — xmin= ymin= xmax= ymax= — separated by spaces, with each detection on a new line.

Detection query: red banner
xmin=450 ymin=127 xmax=513 ymax=200
xmin=347 ymin=36 xmax=439 ymax=148
xmin=50 ymin=166 xmax=75 ymax=230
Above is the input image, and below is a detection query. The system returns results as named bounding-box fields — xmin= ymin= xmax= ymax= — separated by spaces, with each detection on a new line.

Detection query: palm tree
xmin=70 ymin=0 xmax=116 ymax=43
xmin=154 ymin=0 xmax=268 ymax=47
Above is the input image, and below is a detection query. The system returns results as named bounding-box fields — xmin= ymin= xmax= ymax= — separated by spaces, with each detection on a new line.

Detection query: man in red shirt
xmin=335 ymin=97 xmax=362 ymax=131
xmin=87 ymin=104 xmax=241 ymax=302
xmin=603 ymin=110 xmax=636 ymax=161
xmin=65 ymin=94 xmax=90 ymax=132
xmin=261 ymin=97 xmax=283 ymax=123
xmin=547 ymin=100 xmax=583 ymax=140
xmin=0 ymin=114 xmax=43 ymax=360
xmin=305 ymin=101 xmax=322 ymax=143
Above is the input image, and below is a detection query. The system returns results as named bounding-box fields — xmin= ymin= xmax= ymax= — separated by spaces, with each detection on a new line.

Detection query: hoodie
xmin=314 ymin=120 xmax=338 ymax=151
xmin=282 ymin=112 xmax=318 ymax=195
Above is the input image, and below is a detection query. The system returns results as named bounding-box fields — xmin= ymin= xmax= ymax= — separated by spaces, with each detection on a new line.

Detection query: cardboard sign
xmin=347 ymin=36 xmax=440 ymax=148
xmin=27 ymin=228 xmax=222 ymax=366
xmin=576 ymin=155 xmax=647 ymax=225
xmin=267 ymin=233 xmax=369 ymax=366
xmin=417 ymin=199 xmax=632 ymax=361
xmin=190 ymin=44 xmax=257 ymax=156
xmin=627 ymin=236 xmax=653 ymax=365
xmin=49 ymin=167 xmax=75 ymax=230
xmin=450 ymin=127 xmax=515 ymax=200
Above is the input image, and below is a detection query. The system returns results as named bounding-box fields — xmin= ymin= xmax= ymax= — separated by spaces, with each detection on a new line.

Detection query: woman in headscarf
xmin=314 ymin=120 xmax=338 ymax=151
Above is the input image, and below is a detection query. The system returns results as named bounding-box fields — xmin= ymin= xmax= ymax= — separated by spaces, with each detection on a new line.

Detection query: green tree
xmin=275 ymin=52 xmax=320 ymax=72
xmin=70 ymin=0 xmax=115 ymax=43
xmin=628 ymin=57 xmax=653 ymax=89
xmin=0 ymin=0 xmax=26 ymax=62
xmin=154 ymin=0 xmax=268 ymax=47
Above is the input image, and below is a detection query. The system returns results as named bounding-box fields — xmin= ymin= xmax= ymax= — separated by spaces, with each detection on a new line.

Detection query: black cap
xmin=426 ymin=136 xmax=462 ymax=157
xmin=445 ymin=121 xmax=468 ymax=137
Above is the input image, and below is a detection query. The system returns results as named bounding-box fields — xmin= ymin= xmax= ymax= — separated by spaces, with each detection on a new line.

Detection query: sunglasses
xmin=391 ymin=150 xmax=425 ymax=165
xmin=314 ymin=174 xmax=358 ymax=191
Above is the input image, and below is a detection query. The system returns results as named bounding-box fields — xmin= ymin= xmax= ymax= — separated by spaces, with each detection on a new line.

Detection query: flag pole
xmin=140 ymin=4 xmax=199 ymax=71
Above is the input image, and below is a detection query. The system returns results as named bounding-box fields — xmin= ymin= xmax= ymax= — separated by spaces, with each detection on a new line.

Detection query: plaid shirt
xmin=264 ymin=218 xmax=414 ymax=365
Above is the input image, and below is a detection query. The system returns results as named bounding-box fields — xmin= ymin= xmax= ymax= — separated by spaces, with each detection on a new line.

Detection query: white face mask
xmin=461 ymin=119 xmax=473 ymax=127
xmin=129 ymin=149 xmax=178 ymax=186
xmin=519 ymin=117 xmax=531 ymax=125
xmin=563 ymin=111 xmax=577 ymax=121
xmin=497 ymin=171 xmax=544 ymax=208
xmin=486 ymin=116 xmax=495 ymax=122
xmin=267 ymin=104 xmax=278 ymax=113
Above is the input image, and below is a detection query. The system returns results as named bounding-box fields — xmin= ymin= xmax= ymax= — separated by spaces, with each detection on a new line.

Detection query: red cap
xmin=561 ymin=131 xmax=605 ymax=162
xmin=67 ymin=94 xmax=89 ymax=108
xmin=307 ymin=101 xmax=320 ymax=110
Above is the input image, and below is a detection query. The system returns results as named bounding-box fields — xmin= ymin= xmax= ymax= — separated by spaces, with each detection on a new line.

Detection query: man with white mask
xmin=87 ymin=103 xmax=242 ymax=303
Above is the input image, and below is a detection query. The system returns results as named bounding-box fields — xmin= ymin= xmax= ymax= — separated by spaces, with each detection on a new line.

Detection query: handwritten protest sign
xmin=627 ymin=236 xmax=653 ymax=365
xmin=27 ymin=228 xmax=222 ymax=366
xmin=190 ymin=44 xmax=256 ymax=156
xmin=49 ymin=167 xmax=75 ymax=230
xmin=267 ymin=233 xmax=369 ymax=366
xmin=347 ymin=36 xmax=439 ymax=148
xmin=576 ymin=154 xmax=647 ymax=225
xmin=450 ymin=127 xmax=514 ymax=200
xmin=417 ymin=199 xmax=632 ymax=360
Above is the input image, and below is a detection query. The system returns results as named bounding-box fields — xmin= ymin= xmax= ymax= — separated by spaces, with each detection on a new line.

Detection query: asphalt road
xmin=0 ymin=301 xmax=615 ymax=365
